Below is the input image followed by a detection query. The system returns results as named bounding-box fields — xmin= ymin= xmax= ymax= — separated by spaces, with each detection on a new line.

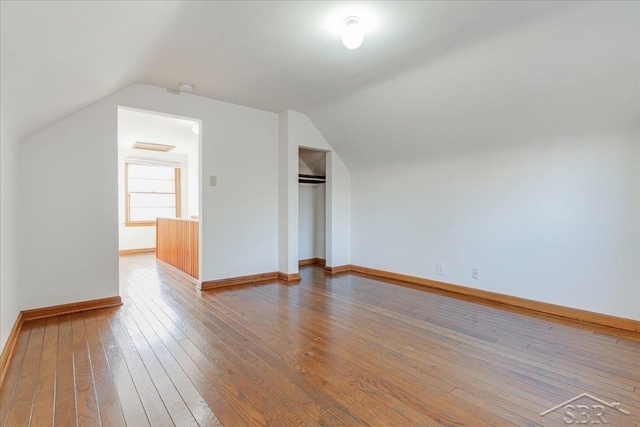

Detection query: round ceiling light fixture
xmin=342 ymin=16 xmax=364 ymax=49
xmin=178 ymin=82 xmax=194 ymax=92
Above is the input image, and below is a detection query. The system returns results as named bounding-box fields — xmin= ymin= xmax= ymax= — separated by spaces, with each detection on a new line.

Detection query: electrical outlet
xmin=436 ymin=263 xmax=445 ymax=275
xmin=472 ymin=268 xmax=479 ymax=280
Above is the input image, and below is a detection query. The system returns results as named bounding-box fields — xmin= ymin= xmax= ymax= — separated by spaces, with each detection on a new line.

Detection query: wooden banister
xmin=156 ymin=218 xmax=199 ymax=279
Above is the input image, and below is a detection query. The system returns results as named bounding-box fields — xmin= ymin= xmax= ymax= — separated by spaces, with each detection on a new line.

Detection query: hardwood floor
xmin=1 ymin=254 xmax=639 ymax=426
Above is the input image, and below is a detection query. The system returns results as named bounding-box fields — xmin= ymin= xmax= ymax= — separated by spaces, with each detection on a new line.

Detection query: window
xmin=125 ymin=161 xmax=181 ymax=226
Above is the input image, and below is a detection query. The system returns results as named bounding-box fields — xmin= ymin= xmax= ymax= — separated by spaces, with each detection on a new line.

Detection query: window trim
xmin=124 ymin=162 xmax=181 ymax=227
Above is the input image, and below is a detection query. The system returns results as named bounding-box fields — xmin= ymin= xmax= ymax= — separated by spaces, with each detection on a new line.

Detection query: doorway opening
xmin=298 ymin=147 xmax=327 ymax=268
xmin=117 ymin=106 xmax=201 ymax=279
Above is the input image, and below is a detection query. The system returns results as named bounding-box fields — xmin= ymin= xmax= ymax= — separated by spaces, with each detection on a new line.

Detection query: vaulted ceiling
xmin=1 ymin=1 xmax=638 ymax=169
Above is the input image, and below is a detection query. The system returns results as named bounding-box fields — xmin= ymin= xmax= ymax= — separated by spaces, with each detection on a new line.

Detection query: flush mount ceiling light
xmin=178 ymin=82 xmax=194 ymax=92
xmin=342 ymin=16 xmax=364 ymax=49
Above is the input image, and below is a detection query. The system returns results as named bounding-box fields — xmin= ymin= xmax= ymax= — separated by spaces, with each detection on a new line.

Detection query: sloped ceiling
xmin=299 ymin=148 xmax=327 ymax=176
xmin=1 ymin=1 xmax=638 ymax=169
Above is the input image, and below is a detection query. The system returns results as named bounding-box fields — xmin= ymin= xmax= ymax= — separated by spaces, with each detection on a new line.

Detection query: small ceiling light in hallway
xmin=342 ymin=16 xmax=363 ymax=49
xmin=178 ymin=82 xmax=194 ymax=92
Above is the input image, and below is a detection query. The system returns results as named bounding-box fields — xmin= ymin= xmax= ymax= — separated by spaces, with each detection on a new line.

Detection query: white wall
xmin=315 ymin=184 xmax=326 ymax=259
xmin=19 ymin=98 xmax=120 ymax=309
xmin=298 ymin=184 xmax=316 ymax=261
xmin=186 ymin=138 xmax=199 ymax=218
xmin=131 ymin=89 xmax=278 ymax=283
xmin=324 ymin=150 xmax=351 ymax=267
xmin=18 ymin=84 xmax=279 ymax=310
xmin=352 ymin=134 xmax=640 ymax=321
xmin=278 ymin=111 xmax=296 ymax=274
xmin=0 ymin=131 xmax=20 ymax=350
xmin=280 ymin=110 xmax=350 ymax=271
xmin=298 ymin=183 xmax=325 ymax=261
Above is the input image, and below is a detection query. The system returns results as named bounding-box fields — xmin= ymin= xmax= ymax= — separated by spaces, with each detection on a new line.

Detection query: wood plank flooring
xmin=1 ymin=253 xmax=639 ymax=426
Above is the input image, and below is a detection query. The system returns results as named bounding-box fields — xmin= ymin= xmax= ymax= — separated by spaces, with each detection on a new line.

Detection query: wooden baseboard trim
xmin=299 ymin=258 xmax=326 ymax=267
xmin=324 ymin=265 xmax=352 ymax=275
xmin=350 ymin=265 xmax=640 ymax=333
xmin=0 ymin=312 xmax=24 ymax=387
xmin=200 ymin=272 xmax=278 ymax=290
xmin=2 ymin=296 xmax=122 ymax=386
xmin=22 ymin=296 xmax=123 ymax=322
xmin=119 ymin=248 xmax=155 ymax=255
xmin=278 ymin=272 xmax=302 ymax=281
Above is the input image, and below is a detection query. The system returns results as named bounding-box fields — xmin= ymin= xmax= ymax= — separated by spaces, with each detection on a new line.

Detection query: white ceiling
xmin=118 ymin=108 xmax=198 ymax=156
xmin=1 ymin=1 xmax=638 ymax=169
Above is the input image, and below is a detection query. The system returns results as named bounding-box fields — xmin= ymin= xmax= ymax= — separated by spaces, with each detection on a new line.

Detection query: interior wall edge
xmin=0 ymin=311 xmax=23 ymax=387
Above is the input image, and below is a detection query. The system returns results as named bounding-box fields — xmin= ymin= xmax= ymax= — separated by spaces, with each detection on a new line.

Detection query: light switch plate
xmin=209 ymin=175 xmax=217 ymax=186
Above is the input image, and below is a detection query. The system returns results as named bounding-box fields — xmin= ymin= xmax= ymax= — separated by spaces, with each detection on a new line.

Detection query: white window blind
xmin=125 ymin=162 xmax=181 ymax=224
